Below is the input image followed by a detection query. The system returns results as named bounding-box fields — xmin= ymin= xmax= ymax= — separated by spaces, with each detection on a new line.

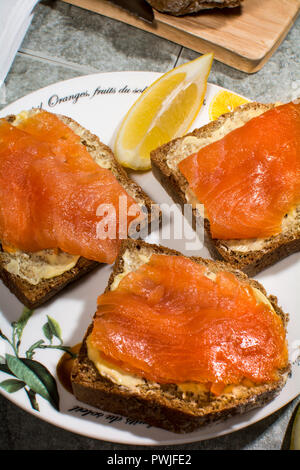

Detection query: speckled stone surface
xmin=0 ymin=393 xmax=299 ymax=450
xmin=2 ymin=53 xmax=83 ymax=106
xmin=21 ymin=1 xmax=181 ymax=73
xmin=0 ymin=0 xmax=299 ymax=450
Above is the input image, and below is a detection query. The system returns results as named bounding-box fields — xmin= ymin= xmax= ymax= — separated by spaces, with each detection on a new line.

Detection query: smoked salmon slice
xmin=90 ymin=254 xmax=288 ymax=391
xmin=0 ymin=111 xmax=140 ymax=264
xmin=178 ymin=102 xmax=300 ymax=239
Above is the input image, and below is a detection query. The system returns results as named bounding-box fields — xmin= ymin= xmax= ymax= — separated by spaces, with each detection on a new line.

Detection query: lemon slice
xmin=209 ymin=90 xmax=249 ymax=121
xmin=115 ymin=53 xmax=213 ymax=171
xmin=290 ymin=402 xmax=300 ymax=450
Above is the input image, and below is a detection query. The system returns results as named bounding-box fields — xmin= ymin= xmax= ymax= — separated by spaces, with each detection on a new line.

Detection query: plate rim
xmin=0 ymin=70 xmax=298 ymax=446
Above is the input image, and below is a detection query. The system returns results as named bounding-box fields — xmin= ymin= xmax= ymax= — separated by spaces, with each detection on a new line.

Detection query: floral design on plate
xmin=0 ymin=307 xmax=74 ymax=411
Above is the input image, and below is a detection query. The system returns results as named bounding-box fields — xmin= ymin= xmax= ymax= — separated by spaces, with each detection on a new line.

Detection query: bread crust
xmin=0 ymin=112 xmax=158 ymax=308
xmin=150 ymin=102 xmax=300 ymax=276
xmin=147 ymin=0 xmax=242 ymax=16
xmin=71 ymin=239 xmax=290 ymax=434
xmin=0 ymin=254 xmax=98 ymax=309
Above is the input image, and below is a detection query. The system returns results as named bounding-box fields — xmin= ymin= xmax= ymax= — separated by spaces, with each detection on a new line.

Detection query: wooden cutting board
xmin=63 ymin=0 xmax=300 ymax=73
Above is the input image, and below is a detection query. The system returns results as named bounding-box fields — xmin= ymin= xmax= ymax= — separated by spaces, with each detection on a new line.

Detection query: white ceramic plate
xmin=0 ymin=71 xmax=299 ymax=446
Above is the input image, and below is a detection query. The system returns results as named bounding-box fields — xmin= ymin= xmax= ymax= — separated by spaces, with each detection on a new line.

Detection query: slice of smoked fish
xmin=0 ymin=111 xmax=140 ymax=264
xmin=178 ymin=102 xmax=300 ymax=239
xmin=89 ymin=254 xmax=288 ymax=391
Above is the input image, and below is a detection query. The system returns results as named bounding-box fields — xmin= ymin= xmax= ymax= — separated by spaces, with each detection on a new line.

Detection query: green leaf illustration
xmin=11 ymin=307 xmax=34 ymax=353
xmin=25 ymin=388 xmax=39 ymax=411
xmin=0 ymin=329 xmax=9 ymax=343
xmin=0 ymin=363 xmax=15 ymax=377
xmin=6 ymin=354 xmax=59 ymax=411
xmin=42 ymin=322 xmax=53 ymax=342
xmin=37 ymin=344 xmax=77 ymax=357
xmin=21 ymin=358 xmax=59 ymax=411
xmin=0 ymin=379 xmax=25 ymax=393
xmin=26 ymin=340 xmax=45 ymax=359
xmin=46 ymin=316 xmax=62 ymax=344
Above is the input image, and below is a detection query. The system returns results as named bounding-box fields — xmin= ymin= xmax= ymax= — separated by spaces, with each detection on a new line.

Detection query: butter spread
xmin=86 ymin=335 xmax=145 ymax=388
xmin=221 ymin=207 xmax=299 ymax=252
xmin=185 ymin=187 xmax=205 ymax=216
xmin=2 ymin=249 xmax=79 ymax=285
xmin=177 ymin=382 xmax=251 ymax=398
xmin=177 ymin=382 xmax=208 ymax=396
xmin=110 ymin=250 xmax=152 ymax=291
xmin=12 ymin=109 xmax=32 ymax=124
xmin=88 ymin=250 xmax=275 ymax=394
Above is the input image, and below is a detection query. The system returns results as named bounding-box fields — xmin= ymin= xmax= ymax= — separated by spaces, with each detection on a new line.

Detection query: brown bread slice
xmin=147 ymin=0 xmax=242 ymax=16
xmin=0 ymin=112 xmax=158 ymax=309
xmin=150 ymin=102 xmax=300 ymax=276
xmin=71 ymin=239 xmax=290 ymax=434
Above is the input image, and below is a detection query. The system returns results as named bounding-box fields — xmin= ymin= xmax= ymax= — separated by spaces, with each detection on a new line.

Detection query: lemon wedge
xmin=209 ymin=90 xmax=249 ymax=121
xmin=114 ymin=53 xmax=213 ymax=171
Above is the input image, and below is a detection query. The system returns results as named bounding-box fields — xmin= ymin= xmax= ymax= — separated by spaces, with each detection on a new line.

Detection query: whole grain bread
xmin=71 ymin=239 xmax=290 ymax=434
xmin=150 ymin=102 xmax=300 ymax=276
xmin=0 ymin=112 xmax=158 ymax=309
xmin=147 ymin=0 xmax=242 ymax=16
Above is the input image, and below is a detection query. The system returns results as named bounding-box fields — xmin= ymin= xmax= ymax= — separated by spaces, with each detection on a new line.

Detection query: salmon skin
xmin=178 ymin=102 xmax=300 ymax=240
xmin=90 ymin=254 xmax=288 ymax=393
xmin=0 ymin=111 xmax=140 ymax=264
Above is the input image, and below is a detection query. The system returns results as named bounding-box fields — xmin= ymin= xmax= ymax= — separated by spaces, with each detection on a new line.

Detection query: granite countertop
xmin=0 ymin=0 xmax=299 ymax=451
